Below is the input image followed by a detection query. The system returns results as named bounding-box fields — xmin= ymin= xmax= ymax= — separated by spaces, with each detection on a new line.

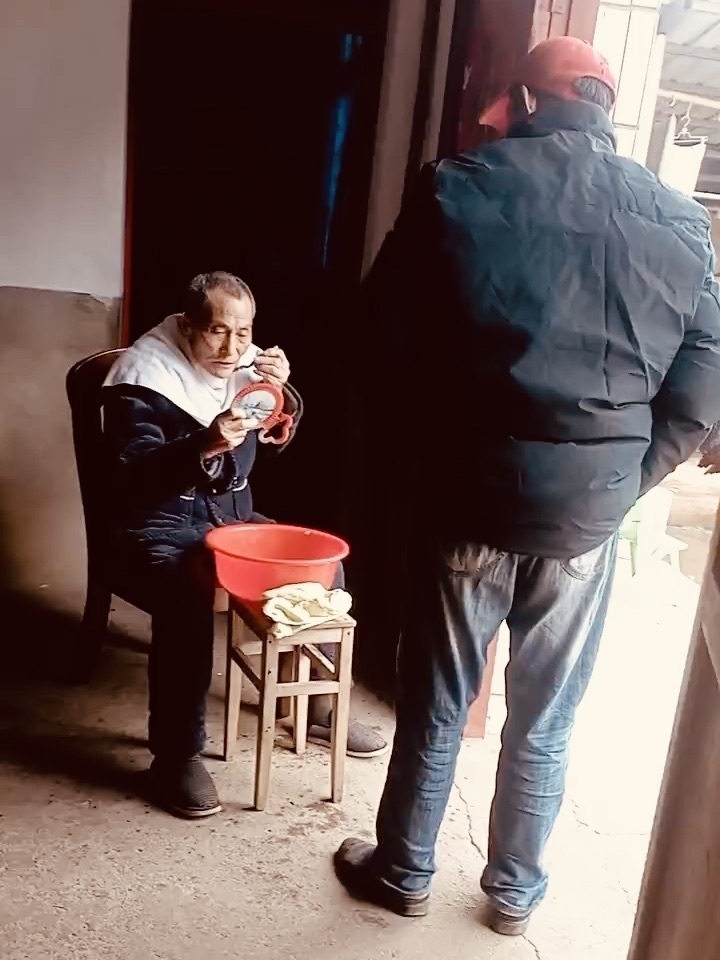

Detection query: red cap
xmin=477 ymin=37 xmax=617 ymax=142
xmin=518 ymin=36 xmax=617 ymax=101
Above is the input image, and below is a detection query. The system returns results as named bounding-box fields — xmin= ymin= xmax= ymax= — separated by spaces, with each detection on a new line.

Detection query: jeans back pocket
xmin=446 ymin=543 xmax=504 ymax=577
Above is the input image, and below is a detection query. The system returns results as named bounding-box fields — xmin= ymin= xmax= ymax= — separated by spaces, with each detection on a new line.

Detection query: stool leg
xmin=276 ymin=652 xmax=293 ymax=721
xmin=213 ymin=587 xmax=229 ymax=614
xmin=330 ymin=627 xmax=354 ymax=803
xmin=223 ymin=611 xmax=242 ymax=761
xmin=255 ymin=633 xmax=279 ymax=811
xmin=293 ymin=647 xmax=310 ymax=756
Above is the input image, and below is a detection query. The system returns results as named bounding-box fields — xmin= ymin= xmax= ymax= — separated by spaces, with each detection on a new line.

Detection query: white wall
xmin=0 ymin=0 xmax=130 ymax=297
xmin=593 ymin=0 xmax=662 ymax=164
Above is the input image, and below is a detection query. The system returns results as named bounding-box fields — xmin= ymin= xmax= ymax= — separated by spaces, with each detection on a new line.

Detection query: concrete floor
xmin=1 ymin=463 xmax=718 ymax=960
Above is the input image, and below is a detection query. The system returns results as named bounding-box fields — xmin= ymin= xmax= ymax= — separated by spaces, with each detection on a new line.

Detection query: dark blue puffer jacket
xmin=358 ymin=99 xmax=720 ymax=558
xmin=102 ymin=382 xmax=302 ymax=566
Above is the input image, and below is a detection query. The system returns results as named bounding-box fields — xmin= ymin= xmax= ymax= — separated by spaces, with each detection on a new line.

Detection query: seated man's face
xmin=181 ymin=291 xmax=254 ymax=380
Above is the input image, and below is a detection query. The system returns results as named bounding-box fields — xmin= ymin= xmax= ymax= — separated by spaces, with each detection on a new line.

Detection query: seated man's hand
xmin=254 ymin=346 xmax=290 ymax=387
xmin=700 ymin=450 xmax=720 ymax=475
xmin=203 ymin=411 xmax=258 ymax=459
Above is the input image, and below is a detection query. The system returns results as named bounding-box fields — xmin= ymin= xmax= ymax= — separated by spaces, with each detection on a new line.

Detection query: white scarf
xmin=104 ymin=315 xmax=262 ymax=426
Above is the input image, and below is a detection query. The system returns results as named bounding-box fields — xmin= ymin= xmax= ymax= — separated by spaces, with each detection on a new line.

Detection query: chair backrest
xmin=66 ymin=349 xmax=125 ymax=561
xmin=620 ymin=486 xmax=674 ymax=564
xmin=635 ymin=486 xmax=673 ymax=557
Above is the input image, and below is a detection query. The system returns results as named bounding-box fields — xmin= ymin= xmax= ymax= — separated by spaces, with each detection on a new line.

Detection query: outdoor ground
xmin=1 ymin=462 xmax=718 ymax=960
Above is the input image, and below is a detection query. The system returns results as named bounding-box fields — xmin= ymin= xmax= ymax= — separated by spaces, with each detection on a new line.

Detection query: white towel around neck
xmin=103 ymin=314 xmax=262 ymax=426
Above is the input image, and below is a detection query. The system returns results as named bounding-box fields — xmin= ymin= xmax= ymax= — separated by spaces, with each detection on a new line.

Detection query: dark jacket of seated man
xmin=102 ymin=379 xmax=301 ymax=569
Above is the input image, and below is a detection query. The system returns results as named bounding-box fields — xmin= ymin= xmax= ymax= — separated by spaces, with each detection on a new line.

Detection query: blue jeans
xmin=373 ymin=535 xmax=617 ymax=916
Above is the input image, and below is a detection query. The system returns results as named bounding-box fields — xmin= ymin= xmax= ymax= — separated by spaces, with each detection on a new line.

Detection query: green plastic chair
xmin=619 ymin=487 xmax=686 ymax=575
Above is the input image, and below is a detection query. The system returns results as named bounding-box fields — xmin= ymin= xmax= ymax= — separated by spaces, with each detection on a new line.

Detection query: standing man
xmin=334 ymin=38 xmax=720 ymax=935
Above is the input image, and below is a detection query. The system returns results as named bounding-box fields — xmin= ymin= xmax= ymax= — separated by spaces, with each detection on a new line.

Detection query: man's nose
xmin=220 ymin=332 xmax=242 ymax=356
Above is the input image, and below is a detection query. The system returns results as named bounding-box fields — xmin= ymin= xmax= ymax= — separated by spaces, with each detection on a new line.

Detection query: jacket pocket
xmin=178 ymin=489 xmax=196 ymax=525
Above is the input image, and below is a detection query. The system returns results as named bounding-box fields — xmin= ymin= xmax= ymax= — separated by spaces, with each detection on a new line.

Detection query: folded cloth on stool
xmin=262 ymin=582 xmax=352 ymax=638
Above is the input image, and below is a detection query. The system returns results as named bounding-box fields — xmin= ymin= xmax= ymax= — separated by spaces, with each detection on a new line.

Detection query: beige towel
xmin=262 ymin=582 xmax=352 ymax=638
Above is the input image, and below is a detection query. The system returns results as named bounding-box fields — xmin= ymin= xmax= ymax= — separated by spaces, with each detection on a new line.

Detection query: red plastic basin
xmin=206 ymin=524 xmax=349 ymax=603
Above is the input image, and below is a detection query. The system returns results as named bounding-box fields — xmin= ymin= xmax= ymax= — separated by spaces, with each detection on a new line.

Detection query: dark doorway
xmin=125 ymin=0 xmax=387 ymax=530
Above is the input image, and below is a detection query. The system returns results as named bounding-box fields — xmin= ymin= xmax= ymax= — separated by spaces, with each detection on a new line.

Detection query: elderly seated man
xmin=103 ymin=271 xmax=386 ymax=819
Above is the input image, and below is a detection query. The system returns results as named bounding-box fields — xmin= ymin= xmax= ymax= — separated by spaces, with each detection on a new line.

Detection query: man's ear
xmin=509 ymin=84 xmax=532 ymax=124
xmin=177 ymin=314 xmax=192 ymax=338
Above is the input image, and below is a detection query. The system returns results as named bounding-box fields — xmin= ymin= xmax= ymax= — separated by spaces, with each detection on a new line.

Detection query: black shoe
xmin=334 ymin=838 xmax=430 ymax=918
xmin=148 ymin=756 xmax=222 ymax=819
xmin=486 ymin=906 xmax=532 ymax=936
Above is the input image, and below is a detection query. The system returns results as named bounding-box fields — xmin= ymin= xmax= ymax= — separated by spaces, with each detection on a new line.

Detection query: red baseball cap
xmin=478 ymin=37 xmax=617 ymax=140
xmin=519 ymin=36 xmax=617 ymax=100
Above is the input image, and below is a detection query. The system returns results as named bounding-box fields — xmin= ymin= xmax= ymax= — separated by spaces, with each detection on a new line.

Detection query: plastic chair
xmin=619 ymin=487 xmax=687 ymax=575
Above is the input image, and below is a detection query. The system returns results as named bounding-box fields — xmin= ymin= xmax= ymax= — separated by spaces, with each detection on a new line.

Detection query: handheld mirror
xmin=230 ymin=381 xmax=293 ymax=445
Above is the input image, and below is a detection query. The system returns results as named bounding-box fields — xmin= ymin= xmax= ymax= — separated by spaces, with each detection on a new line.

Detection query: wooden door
xmin=123 ymin=0 xmax=388 ymax=532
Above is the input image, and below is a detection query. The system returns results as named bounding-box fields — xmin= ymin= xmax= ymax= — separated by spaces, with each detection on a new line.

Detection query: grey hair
xmin=184 ymin=271 xmax=257 ymax=328
xmin=572 ymin=76 xmax=615 ymax=113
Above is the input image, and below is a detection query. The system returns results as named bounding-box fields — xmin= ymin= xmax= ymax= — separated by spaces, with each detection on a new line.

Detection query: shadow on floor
xmin=1 ymin=590 xmax=149 ymax=679
xmin=0 ymin=590 xmax=149 ymax=796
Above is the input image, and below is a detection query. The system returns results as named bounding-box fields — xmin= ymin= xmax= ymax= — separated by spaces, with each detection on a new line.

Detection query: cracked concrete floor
xmin=0 ymin=621 xmax=537 ymax=960
xmin=1 ymin=464 xmax=716 ymax=960
xmin=456 ymin=559 xmax=700 ymax=960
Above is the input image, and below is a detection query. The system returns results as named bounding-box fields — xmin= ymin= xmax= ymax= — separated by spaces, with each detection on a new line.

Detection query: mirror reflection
xmin=231 ymin=388 xmax=279 ymax=424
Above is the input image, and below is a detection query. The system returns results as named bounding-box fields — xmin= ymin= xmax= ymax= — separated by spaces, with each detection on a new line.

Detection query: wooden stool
xmin=223 ymin=597 xmax=355 ymax=811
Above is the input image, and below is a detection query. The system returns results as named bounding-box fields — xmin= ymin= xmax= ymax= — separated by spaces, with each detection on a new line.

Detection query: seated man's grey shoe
xmin=308 ymin=716 xmax=389 ymax=758
xmin=486 ymin=906 xmax=532 ymax=937
xmin=334 ymin=838 xmax=430 ymax=918
xmin=148 ymin=755 xmax=222 ymax=819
